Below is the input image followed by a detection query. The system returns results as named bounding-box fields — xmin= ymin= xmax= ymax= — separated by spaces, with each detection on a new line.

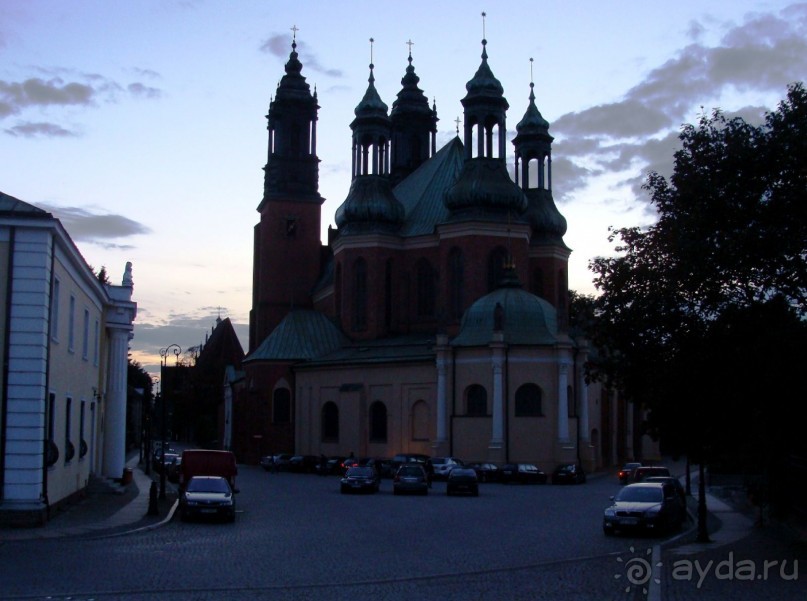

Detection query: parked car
xmin=446 ymin=468 xmax=479 ymax=496
xmin=468 ymin=462 xmax=500 ymax=483
xmin=618 ymin=462 xmax=642 ymax=484
xmin=643 ymin=476 xmax=686 ymax=504
xmin=154 ymin=451 xmax=180 ymax=475
xmin=288 ymin=455 xmax=319 ymax=473
xmin=166 ymin=454 xmax=182 ymax=483
xmin=603 ymin=482 xmax=685 ymax=536
xmin=340 ymin=466 xmax=380 ymax=494
xmin=551 ymin=463 xmax=587 ymax=484
xmin=179 ymin=475 xmax=237 ymax=522
xmin=260 ymin=453 xmax=292 ymax=472
xmin=393 ymin=464 xmax=429 ymax=495
xmin=390 ymin=453 xmax=434 ymax=483
xmin=632 ymin=466 xmax=671 ymax=483
xmin=431 ymin=456 xmax=464 ymax=480
xmin=500 ymin=463 xmax=547 ymax=484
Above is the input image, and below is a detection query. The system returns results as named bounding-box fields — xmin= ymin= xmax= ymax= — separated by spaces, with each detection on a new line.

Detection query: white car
xmin=431 ymin=456 xmax=464 ymax=480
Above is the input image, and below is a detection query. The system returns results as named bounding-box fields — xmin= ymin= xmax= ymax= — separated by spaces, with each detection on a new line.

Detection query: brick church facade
xmin=229 ymin=32 xmax=641 ymax=472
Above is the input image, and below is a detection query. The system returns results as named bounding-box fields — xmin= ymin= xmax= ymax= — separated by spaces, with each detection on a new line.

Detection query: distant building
xmin=234 ymin=34 xmax=643 ymax=470
xmin=0 ymin=191 xmax=136 ymax=526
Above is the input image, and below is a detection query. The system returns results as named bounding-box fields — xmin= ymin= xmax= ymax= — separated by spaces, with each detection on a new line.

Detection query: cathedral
xmin=229 ymin=31 xmax=631 ymax=473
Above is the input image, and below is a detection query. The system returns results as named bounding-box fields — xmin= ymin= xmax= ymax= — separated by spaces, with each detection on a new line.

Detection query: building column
xmin=489 ymin=339 xmax=506 ymax=453
xmin=102 ymin=327 xmax=129 ymax=478
xmin=578 ymin=367 xmax=589 ymax=443
xmin=432 ymin=334 xmax=450 ymax=456
xmin=557 ymin=363 xmax=570 ymax=442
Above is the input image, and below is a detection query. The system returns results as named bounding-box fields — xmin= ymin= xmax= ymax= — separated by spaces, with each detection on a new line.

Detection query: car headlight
xmin=604 ymin=508 xmax=616 ymax=517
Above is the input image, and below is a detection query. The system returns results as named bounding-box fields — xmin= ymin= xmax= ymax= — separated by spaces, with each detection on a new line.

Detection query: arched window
xmin=515 ymin=383 xmax=543 ymax=416
xmin=321 ymin=402 xmax=339 ymax=442
xmin=273 ymin=388 xmax=291 ymax=423
xmin=466 ymin=385 xmax=487 ymax=417
xmin=385 ymin=259 xmax=393 ymax=330
xmin=353 ymin=258 xmax=367 ymax=331
xmin=412 ymin=400 xmax=430 ymax=441
xmin=532 ymin=268 xmax=544 ymax=298
xmin=448 ymin=248 xmax=464 ymax=320
xmin=487 ymin=247 xmax=508 ymax=291
xmin=416 ymin=258 xmax=436 ymax=317
xmin=369 ymin=401 xmax=387 ymax=442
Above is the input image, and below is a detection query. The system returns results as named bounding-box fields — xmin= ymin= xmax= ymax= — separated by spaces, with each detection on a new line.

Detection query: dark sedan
xmin=179 ymin=476 xmax=236 ymax=522
xmin=393 ymin=464 xmax=429 ymax=495
xmin=446 ymin=468 xmax=479 ymax=496
xmin=500 ymin=463 xmax=547 ymax=484
xmin=468 ymin=462 xmax=500 ymax=483
xmin=340 ymin=466 xmax=380 ymax=494
xmin=551 ymin=463 xmax=586 ymax=484
xmin=603 ymin=482 xmax=685 ymax=535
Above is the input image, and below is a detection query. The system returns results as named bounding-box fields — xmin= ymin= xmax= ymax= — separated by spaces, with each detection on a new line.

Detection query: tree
xmin=589 ymin=83 xmax=807 ymax=526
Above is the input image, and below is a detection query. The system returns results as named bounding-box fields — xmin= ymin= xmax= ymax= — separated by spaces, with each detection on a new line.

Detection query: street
xmin=0 ymin=465 xmax=801 ymax=600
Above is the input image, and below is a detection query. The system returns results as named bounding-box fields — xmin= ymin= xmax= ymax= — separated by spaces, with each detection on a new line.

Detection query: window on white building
xmin=68 ymin=295 xmax=76 ymax=352
xmin=51 ymin=279 xmax=60 ymax=341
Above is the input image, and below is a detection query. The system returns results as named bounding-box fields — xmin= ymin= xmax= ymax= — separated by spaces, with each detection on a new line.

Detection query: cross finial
xmin=482 ymin=11 xmax=487 ymax=39
xmin=455 ymin=116 xmax=461 ymax=134
xmin=530 ymin=57 xmax=534 ymax=84
xmin=406 ymin=39 xmax=414 ymax=57
xmin=291 ymin=25 xmax=299 ymax=41
xmin=369 ymin=37 xmax=374 ymax=65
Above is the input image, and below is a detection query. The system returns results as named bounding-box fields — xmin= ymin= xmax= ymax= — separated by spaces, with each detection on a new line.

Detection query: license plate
xmin=619 ymin=517 xmax=639 ymax=525
xmin=352 ymin=482 xmax=361 ymax=487
xmin=200 ymin=508 xmax=217 ymax=514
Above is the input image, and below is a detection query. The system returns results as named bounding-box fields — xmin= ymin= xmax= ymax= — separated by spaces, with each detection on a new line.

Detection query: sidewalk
xmin=0 ymin=452 xmax=177 ymax=541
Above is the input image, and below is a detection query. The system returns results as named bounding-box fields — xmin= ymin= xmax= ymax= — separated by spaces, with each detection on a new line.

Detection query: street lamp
xmin=144 ymin=376 xmax=159 ymax=475
xmin=159 ymin=344 xmax=181 ymax=500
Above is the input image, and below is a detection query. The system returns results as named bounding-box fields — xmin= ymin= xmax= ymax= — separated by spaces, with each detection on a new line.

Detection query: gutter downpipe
xmin=0 ymin=228 xmax=14 ymax=502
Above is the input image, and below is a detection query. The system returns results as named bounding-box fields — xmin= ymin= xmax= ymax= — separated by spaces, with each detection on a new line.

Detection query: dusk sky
xmin=2 ymin=1 xmax=805 ymax=378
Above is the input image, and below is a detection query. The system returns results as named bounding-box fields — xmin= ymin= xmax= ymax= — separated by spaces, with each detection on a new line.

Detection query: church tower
xmin=389 ymin=45 xmax=438 ymax=186
xmin=250 ymin=33 xmax=324 ymax=351
xmin=512 ymin=60 xmax=570 ymax=328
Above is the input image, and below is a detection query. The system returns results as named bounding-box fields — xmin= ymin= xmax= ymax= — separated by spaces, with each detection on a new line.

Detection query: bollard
xmin=147 ymin=481 xmax=159 ymax=516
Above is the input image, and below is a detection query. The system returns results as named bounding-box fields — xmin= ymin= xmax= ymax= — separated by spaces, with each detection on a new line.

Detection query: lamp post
xmin=159 ymin=344 xmax=181 ymax=500
xmin=144 ymin=376 xmax=159 ymax=475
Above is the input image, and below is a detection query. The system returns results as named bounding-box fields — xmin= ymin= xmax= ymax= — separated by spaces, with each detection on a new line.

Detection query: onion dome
xmin=334 ymin=175 xmax=405 ymax=233
xmin=444 ymin=159 xmax=528 ymax=217
xmin=523 ymin=189 xmax=568 ymax=244
xmin=515 ymin=82 xmax=550 ymax=135
xmin=463 ymin=39 xmax=505 ymax=103
xmin=391 ymin=51 xmax=433 ymax=119
xmin=274 ymin=38 xmax=314 ymax=103
xmin=353 ymin=62 xmax=389 ymax=121
xmin=451 ymin=269 xmax=558 ymax=346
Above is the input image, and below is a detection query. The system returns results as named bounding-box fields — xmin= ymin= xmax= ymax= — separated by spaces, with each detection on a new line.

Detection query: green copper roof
xmin=245 ymin=309 xmax=348 ymax=362
xmin=451 ymin=279 xmax=558 ymax=347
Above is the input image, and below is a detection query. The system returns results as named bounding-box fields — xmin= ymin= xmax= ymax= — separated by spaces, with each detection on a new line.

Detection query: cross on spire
xmin=369 ymin=37 xmax=375 ymax=65
xmin=530 ymin=57 xmax=534 ymax=84
xmin=481 ymin=11 xmax=486 ymax=39
xmin=291 ymin=24 xmax=299 ymax=41
xmin=406 ymin=39 xmax=414 ymax=56
xmin=455 ymin=116 xmax=461 ymax=134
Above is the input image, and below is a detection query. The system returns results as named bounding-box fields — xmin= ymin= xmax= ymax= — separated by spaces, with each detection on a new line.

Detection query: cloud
xmin=549 ymin=5 xmax=807 ymax=208
xmin=128 ymin=82 xmax=162 ymax=99
xmin=260 ymin=33 xmax=343 ymax=78
xmin=0 ymin=77 xmax=94 ymax=113
xmin=38 ymin=203 xmax=152 ymax=242
xmin=3 ymin=121 xmax=78 ymax=137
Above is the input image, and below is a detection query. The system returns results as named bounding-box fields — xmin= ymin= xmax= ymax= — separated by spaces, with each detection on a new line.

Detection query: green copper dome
xmin=451 ymin=275 xmax=558 ymax=346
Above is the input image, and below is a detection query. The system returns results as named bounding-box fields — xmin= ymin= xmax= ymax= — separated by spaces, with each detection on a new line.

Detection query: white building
xmin=0 ymin=191 xmax=136 ymax=527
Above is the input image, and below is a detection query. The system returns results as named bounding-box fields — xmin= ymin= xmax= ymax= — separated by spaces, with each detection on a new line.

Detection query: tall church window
xmin=488 ymin=247 xmax=508 ymax=291
xmin=515 ymin=383 xmax=543 ymax=416
xmin=273 ymin=388 xmax=291 ymax=423
xmin=448 ymin=248 xmax=464 ymax=320
xmin=412 ymin=400 xmax=430 ymax=441
xmin=466 ymin=385 xmax=487 ymax=416
xmin=567 ymin=385 xmax=576 ymax=418
xmin=353 ymin=258 xmax=367 ymax=331
xmin=321 ymin=402 xmax=339 ymax=442
xmin=532 ymin=268 xmax=545 ymax=298
xmin=385 ymin=259 xmax=393 ymax=331
xmin=416 ymin=259 xmax=436 ymax=317
xmin=369 ymin=401 xmax=387 ymax=442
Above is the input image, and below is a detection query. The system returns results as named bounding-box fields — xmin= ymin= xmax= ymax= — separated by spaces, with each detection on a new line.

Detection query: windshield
xmin=399 ymin=466 xmax=423 ymax=477
xmin=617 ymin=486 xmax=663 ymax=503
xmin=346 ymin=467 xmax=374 ymax=477
xmin=187 ymin=478 xmax=230 ymax=494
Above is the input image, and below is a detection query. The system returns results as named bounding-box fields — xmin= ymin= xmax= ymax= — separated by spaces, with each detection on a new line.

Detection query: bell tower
xmin=250 ymin=30 xmax=324 ymax=351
